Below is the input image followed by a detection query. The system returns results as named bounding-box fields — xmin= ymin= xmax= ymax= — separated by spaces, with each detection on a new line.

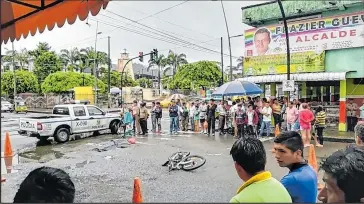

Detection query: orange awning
xmin=1 ymin=0 xmax=109 ymax=44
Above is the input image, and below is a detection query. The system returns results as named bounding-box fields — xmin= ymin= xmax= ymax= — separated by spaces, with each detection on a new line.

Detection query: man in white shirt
xmin=259 ymin=102 xmax=272 ymax=137
xmin=217 ymin=100 xmax=227 ymax=135
xmin=189 ymin=102 xmax=196 ymax=131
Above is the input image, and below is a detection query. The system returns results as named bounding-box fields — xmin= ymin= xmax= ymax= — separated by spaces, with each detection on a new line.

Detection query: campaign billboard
xmin=244 ymin=11 xmax=364 ymax=57
xmin=243 ymin=51 xmax=325 ymax=76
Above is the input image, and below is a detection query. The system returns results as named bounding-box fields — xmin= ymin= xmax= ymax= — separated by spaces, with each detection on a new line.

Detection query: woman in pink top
xmin=286 ymin=102 xmax=298 ymax=131
xmin=299 ymin=103 xmax=321 ymax=147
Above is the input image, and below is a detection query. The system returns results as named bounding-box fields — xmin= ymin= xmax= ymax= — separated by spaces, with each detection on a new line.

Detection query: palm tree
xmin=79 ymin=47 xmax=109 ymax=75
xmin=165 ymin=50 xmax=187 ymax=76
xmin=59 ymin=48 xmax=80 ymax=72
xmin=236 ymin=56 xmax=244 ymax=75
xmin=148 ymin=54 xmax=168 ymax=94
xmin=80 ymin=47 xmax=95 ymax=74
xmin=3 ymin=48 xmax=30 ymax=70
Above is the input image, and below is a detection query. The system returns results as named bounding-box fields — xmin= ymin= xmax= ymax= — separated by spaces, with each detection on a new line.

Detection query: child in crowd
xmin=244 ymin=104 xmax=259 ymax=138
xmin=123 ymin=107 xmax=134 ymax=137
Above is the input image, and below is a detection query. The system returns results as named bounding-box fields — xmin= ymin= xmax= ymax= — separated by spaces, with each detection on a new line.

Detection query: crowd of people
xmin=117 ymin=97 xmax=364 ymax=149
xmin=11 ymin=122 xmax=364 ymax=203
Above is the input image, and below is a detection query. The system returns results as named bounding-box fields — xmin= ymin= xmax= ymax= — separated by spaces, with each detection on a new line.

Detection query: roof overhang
xmin=237 ymin=72 xmax=350 ymax=84
xmin=1 ymin=0 xmax=109 ymax=44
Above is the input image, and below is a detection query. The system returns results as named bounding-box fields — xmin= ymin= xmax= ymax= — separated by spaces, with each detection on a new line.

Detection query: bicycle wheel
xmin=181 ymin=155 xmax=206 ymax=171
xmin=169 ymin=151 xmax=190 ymax=160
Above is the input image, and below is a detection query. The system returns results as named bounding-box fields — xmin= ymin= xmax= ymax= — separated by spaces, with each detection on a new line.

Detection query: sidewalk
xmin=323 ymin=129 xmax=355 ymax=143
xmin=28 ymin=108 xmax=120 ymax=114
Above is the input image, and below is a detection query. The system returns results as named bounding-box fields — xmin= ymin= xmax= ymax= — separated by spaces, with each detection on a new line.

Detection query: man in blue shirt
xmin=273 ymin=131 xmax=317 ymax=203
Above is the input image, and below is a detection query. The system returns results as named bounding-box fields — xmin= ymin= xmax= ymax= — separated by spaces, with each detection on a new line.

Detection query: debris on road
xmin=91 ymin=140 xmax=129 ymax=152
xmin=104 ymin=156 xmax=113 ymax=160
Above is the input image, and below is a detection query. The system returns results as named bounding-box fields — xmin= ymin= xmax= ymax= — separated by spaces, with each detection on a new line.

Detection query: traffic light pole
xmin=120 ymin=51 xmax=156 ymax=103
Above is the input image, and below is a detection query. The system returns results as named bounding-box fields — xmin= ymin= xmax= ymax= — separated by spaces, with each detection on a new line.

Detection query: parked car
xmin=18 ymin=104 xmax=121 ymax=143
xmin=15 ymin=101 xmax=28 ymax=114
xmin=1 ymin=101 xmax=14 ymax=112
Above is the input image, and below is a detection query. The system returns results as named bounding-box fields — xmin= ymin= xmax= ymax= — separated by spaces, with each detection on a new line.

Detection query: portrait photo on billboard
xmin=252 ymin=27 xmax=272 ymax=56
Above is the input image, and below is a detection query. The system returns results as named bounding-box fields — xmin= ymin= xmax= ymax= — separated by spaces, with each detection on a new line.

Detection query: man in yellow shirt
xmin=229 ymin=137 xmax=292 ymax=203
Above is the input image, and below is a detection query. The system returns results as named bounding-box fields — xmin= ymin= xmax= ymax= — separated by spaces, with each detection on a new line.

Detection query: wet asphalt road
xmin=1 ymin=112 xmax=40 ymax=150
xmin=1 ymin=111 xmax=352 ymax=202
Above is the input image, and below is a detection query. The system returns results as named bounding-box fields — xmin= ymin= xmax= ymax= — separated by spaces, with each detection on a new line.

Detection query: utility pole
xmin=277 ymin=0 xmax=291 ymax=103
xmin=12 ymin=42 xmax=16 ymax=106
xmin=220 ymin=0 xmax=233 ymax=81
xmin=220 ymin=37 xmax=224 ymax=86
xmin=94 ymin=21 xmax=99 ymax=105
xmin=107 ymin=36 xmax=111 ymax=108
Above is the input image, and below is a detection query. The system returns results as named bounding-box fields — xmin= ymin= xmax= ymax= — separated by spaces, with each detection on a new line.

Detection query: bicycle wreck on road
xmin=162 ymin=151 xmax=206 ymax=172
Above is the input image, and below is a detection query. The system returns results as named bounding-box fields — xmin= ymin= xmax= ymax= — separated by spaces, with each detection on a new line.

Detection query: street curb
xmin=323 ymin=137 xmax=354 ymax=143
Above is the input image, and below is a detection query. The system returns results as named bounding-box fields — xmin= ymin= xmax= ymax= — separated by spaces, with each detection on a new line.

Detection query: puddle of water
xmin=19 ymin=146 xmax=64 ymax=162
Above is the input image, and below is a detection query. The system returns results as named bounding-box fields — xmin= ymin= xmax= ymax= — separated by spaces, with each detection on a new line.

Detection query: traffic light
xmin=139 ymin=52 xmax=143 ymax=62
xmin=153 ymin=49 xmax=158 ymax=59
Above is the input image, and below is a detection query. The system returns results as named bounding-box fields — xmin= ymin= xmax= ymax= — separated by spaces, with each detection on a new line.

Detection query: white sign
xmin=282 ymin=80 xmax=295 ymax=92
xmin=245 ymin=11 xmax=364 ymax=57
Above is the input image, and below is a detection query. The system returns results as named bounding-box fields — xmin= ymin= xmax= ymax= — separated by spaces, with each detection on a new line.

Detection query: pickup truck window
xmin=87 ymin=106 xmax=103 ymax=116
xmin=53 ymin=107 xmax=70 ymax=115
xmin=73 ymin=106 xmax=86 ymax=116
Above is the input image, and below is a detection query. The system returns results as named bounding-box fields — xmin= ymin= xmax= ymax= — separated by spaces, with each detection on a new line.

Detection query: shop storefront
xmin=239 ymin=10 xmax=364 ymax=132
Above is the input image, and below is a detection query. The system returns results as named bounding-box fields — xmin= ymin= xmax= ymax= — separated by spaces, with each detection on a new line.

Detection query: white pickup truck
xmin=18 ymin=104 xmax=121 ymax=143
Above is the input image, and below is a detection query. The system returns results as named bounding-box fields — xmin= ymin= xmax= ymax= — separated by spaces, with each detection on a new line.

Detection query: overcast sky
xmin=1 ymin=1 xmax=267 ymax=66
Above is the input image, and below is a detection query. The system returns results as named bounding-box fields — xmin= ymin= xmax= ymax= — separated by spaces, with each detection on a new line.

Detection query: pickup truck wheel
xmin=54 ymin=128 xmax=70 ymax=143
xmin=110 ymin=121 xmax=119 ymax=134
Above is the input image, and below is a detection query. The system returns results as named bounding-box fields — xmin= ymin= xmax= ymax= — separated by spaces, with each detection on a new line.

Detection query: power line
xmin=135 ymin=1 xmax=190 ymax=22
xmin=97 ymin=13 xmax=220 ymax=49
xmin=89 ymin=17 xmax=238 ymax=59
xmin=102 ymin=10 xmax=238 ymax=58
xmin=49 ymin=1 xmax=194 ymax=51
xmin=113 ymin=2 xmax=216 ymax=39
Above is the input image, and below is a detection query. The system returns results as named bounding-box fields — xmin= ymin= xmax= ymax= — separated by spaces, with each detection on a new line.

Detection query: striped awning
xmin=237 ymin=72 xmax=348 ymax=84
xmin=1 ymin=0 xmax=109 ymax=44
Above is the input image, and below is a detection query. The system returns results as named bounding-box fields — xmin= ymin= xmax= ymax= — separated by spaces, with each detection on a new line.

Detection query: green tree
xmin=165 ymin=50 xmax=188 ymax=76
xmin=136 ymin=78 xmax=153 ymax=88
xmin=100 ymin=71 xmax=137 ymax=88
xmin=168 ymin=61 xmax=223 ymax=90
xmin=59 ymin=48 xmax=80 ymax=72
xmin=34 ymin=51 xmax=62 ymax=80
xmin=1 ymin=70 xmax=39 ymax=97
xmin=41 ymin=72 xmax=106 ymax=94
xmin=2 ymin=48 xmax=31 ymax=70
xmin=79 ymin=47 xmax=109 ymax=75
xmin=29 ymin=42 xmax=52 ymax=58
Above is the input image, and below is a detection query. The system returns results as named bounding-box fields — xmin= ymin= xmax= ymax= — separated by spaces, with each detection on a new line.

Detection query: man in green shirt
xmin=230 ymin=137 xmax=292 ymax=203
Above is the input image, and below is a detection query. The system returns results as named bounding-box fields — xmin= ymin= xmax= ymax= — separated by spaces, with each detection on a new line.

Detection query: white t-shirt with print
xmin=261 ymin=106 xmax=272 ymax=122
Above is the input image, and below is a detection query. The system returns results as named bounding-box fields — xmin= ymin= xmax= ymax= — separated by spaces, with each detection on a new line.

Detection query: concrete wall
xmin=122 ymin=87 xmax=159 ymax=103
xmin=325 ymin=47 xmax=364 ymax=78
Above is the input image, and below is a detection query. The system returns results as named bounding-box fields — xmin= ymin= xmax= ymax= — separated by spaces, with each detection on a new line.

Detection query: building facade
xmin=239 ymin=1 xmax=364 ymax=132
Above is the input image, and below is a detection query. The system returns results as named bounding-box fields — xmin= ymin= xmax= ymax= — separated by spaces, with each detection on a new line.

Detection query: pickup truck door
xmin=86 ymin=106 xmax=109 ymax=130
xmin=71 ymin=106 xmax=90 ymax=133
